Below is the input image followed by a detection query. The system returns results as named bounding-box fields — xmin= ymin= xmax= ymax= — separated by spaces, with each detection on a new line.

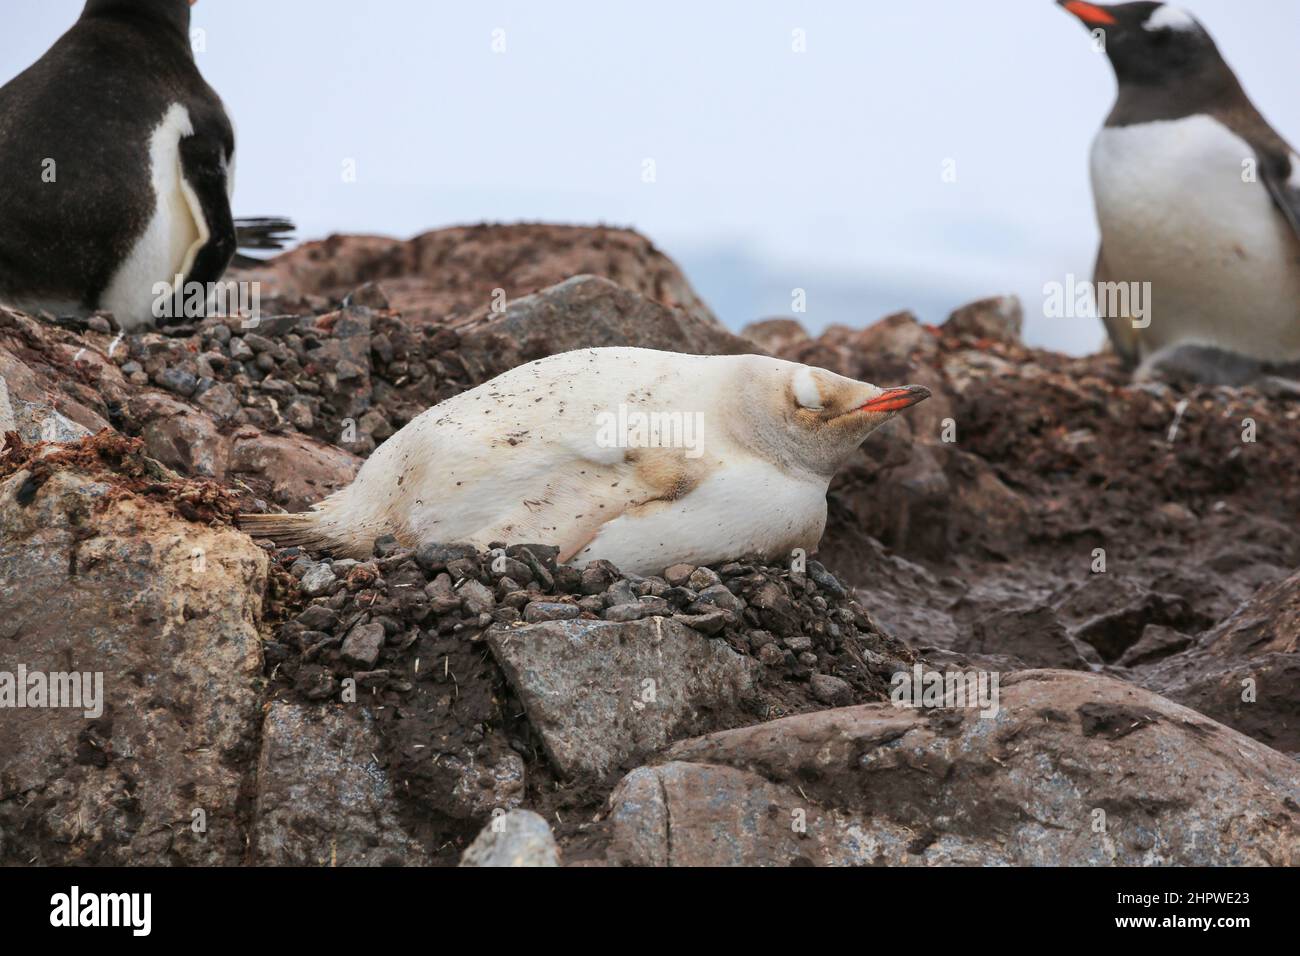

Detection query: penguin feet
xmin=1135 ymin=343 xmax=1300 ymax=390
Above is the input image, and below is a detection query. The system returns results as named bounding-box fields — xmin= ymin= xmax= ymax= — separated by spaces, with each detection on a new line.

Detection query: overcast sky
xmin=5 ymin=1 xmax=1299 ymax=353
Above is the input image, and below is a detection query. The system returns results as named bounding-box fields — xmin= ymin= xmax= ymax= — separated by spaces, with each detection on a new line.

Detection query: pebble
xmin=341 ymin=622 xmax=385 ymax=668
xmin=523 ymin=602 xmax=580 ymax=624
xmin=415 ymin=542 xmax=479 ymax=572
xmin=604 ymin=603 xmax=644 ymax=623
xmin=687 ymin=567 xmax=723 ymax=590
xmin=663 ymin=564 xmax=696 ymax=587
xmin=157 ymin=367 xmax=198 ymax=396
xmin=300 ymin=563 xmax=337 ymax=597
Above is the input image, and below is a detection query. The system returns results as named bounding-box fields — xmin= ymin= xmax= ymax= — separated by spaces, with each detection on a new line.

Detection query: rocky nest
xmin=262 ymin=537 xmax=913 ymax=862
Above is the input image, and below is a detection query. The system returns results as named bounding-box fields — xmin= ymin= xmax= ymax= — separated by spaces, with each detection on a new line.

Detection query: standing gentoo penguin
xmin=1058 ymin=1 xmax=1300 ymax=378
xmin=0 ymin=0 xmax=289 ymax=330
xmin=240 ymin=348 xmax=931 ymax=575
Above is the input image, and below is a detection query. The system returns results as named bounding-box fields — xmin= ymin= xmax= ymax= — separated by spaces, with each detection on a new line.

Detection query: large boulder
xmin=0 ymin=462 xmax=267 ymax=865
xmin=487 ymin=616 xmax=760 ymax=782
xmin=604 ymin=670 xmax=1300 ymax=866
xmin=231 ymin=223 xmax=725 ymax=332
xmin=457 ymin=275 xmax=753 ymax=375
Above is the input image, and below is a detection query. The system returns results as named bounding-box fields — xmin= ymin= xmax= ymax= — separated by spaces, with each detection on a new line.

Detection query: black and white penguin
xmin=1058 ymin=1 xmax=1300 ymax=379
xmin=0 ymin=0 xmax=289 ymax=330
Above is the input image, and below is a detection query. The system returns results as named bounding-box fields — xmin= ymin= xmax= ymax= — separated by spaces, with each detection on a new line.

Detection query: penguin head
xmin=82 ymin=0 xmax=196 ymax=35
xmin=735 ymin=357 xmax=931 ymax=478
xmin=1057 ymin=2 xmax=1223 ymax=86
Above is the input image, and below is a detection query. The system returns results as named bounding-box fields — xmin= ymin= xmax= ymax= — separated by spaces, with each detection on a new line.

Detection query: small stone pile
xmin=270 ymin=538 xmax=915 ymax=715
xmin=98 ymin=296 xmax=485 ymax=456
xmin=258 ymin=536 xmax=915 ymax=858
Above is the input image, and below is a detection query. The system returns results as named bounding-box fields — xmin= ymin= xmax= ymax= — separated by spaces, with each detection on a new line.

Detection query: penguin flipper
xmin=177 ymin=135 xmax=237 ymax=288
xmin=1094 ymin=244 xmax=1140 ymax=369
xmin=1260 ymin=152 xmax=1300 ymax=241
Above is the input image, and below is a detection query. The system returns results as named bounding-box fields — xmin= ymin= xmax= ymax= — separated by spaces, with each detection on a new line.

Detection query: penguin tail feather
xmin=238 ymin=511 xmax=337 ymax=552
xmin=234 ymin=217 xmax=295 ymax=252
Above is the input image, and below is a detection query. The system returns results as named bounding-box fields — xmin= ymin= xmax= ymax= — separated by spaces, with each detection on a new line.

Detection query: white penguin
xmin=240 ymin=347 xmax=930 ymax=575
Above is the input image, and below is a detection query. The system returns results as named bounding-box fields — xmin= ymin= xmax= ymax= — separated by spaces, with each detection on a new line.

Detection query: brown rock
xmin=740 ymin=318 xmax=810 ymax=355
xmin=943 ymin=295 xmax=1023 ymax=344
xmin=1137 ymin=569 xmax=1300 ymax=753
xmin=458 ymin=275 xmax=752 ymax=377
xmin=0 ymin=468 xmax=267 ymax=865
xmin=227 ymin=429 xmax=360 ymax=511
xmin=230 ymin=223 xmax=724 ymax=332
xmin=605 ymin=671 xmax=1300 ymax=865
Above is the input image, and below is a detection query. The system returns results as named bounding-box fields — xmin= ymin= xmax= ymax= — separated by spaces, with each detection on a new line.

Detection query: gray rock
xmin=0 ymin=375 xmax=93 ymax=449
xmin=603 ymin=579 xmax=638 ymax=608
xmin=460 ymin=275 xmax=751 ymax=375
xmin=691 ymin=584 xmax=743 ymax=615
xmin=580 ymin=564 xmax=617 ymax=595
xmin=156 ymin=366 xmax=198 ymax=396
xmin=300 ymin=562 xmax=337 ymax=597
xmin=524 ymin=601 xmax=580 ymax=623
xmin=252 ymin=702 xmax=427 ymax=865
xmin=809 ymin=673 xmax=853 ymax=706
xmin=604 ymin=603 xmax=644 ymax=622
xmin=459 ymin=810 xmax=559 ymax=867
xmin=459 ymin=579 xmax=497 ymax=616
xmin=487 ymin=616 xmax=760 ymax=780
xmin=672 ymin=609 xmax=729 ymax=635
xmin=228 ymin=336 xmax=254 ymax=361
xmin=297 ymin=604 xmax=339 ymax=631
xmin=414 ymin=542 xmax=479 ymax=573
xmin=445 ymin=751 xmax=527 ymax=819
xmin=807 ymin=560 xmax=847 ymax=599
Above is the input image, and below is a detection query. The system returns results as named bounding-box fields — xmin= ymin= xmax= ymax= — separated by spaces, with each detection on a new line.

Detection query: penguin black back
xmin=0 ymin=0 xmax=236 ymax=326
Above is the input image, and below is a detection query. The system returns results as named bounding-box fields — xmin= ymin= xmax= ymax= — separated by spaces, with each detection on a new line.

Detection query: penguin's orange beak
xmin=1058 ymin=1 xmax=1117 ymax=26
xmin=858 ymin=385 xmax=931 ymax=414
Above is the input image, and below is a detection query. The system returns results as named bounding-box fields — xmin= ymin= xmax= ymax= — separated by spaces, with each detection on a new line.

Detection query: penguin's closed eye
xmin=792 ymin=367 xmax=824 ymax=411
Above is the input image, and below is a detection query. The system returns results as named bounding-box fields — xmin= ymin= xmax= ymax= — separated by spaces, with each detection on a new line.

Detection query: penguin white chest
xmin=1090 ymin=115 xmax=1300 ymax=361
xmin=99 ymin=103 xmax=211 ymax=330
xmin=572 ymin=458 xmax=829 ymax=575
